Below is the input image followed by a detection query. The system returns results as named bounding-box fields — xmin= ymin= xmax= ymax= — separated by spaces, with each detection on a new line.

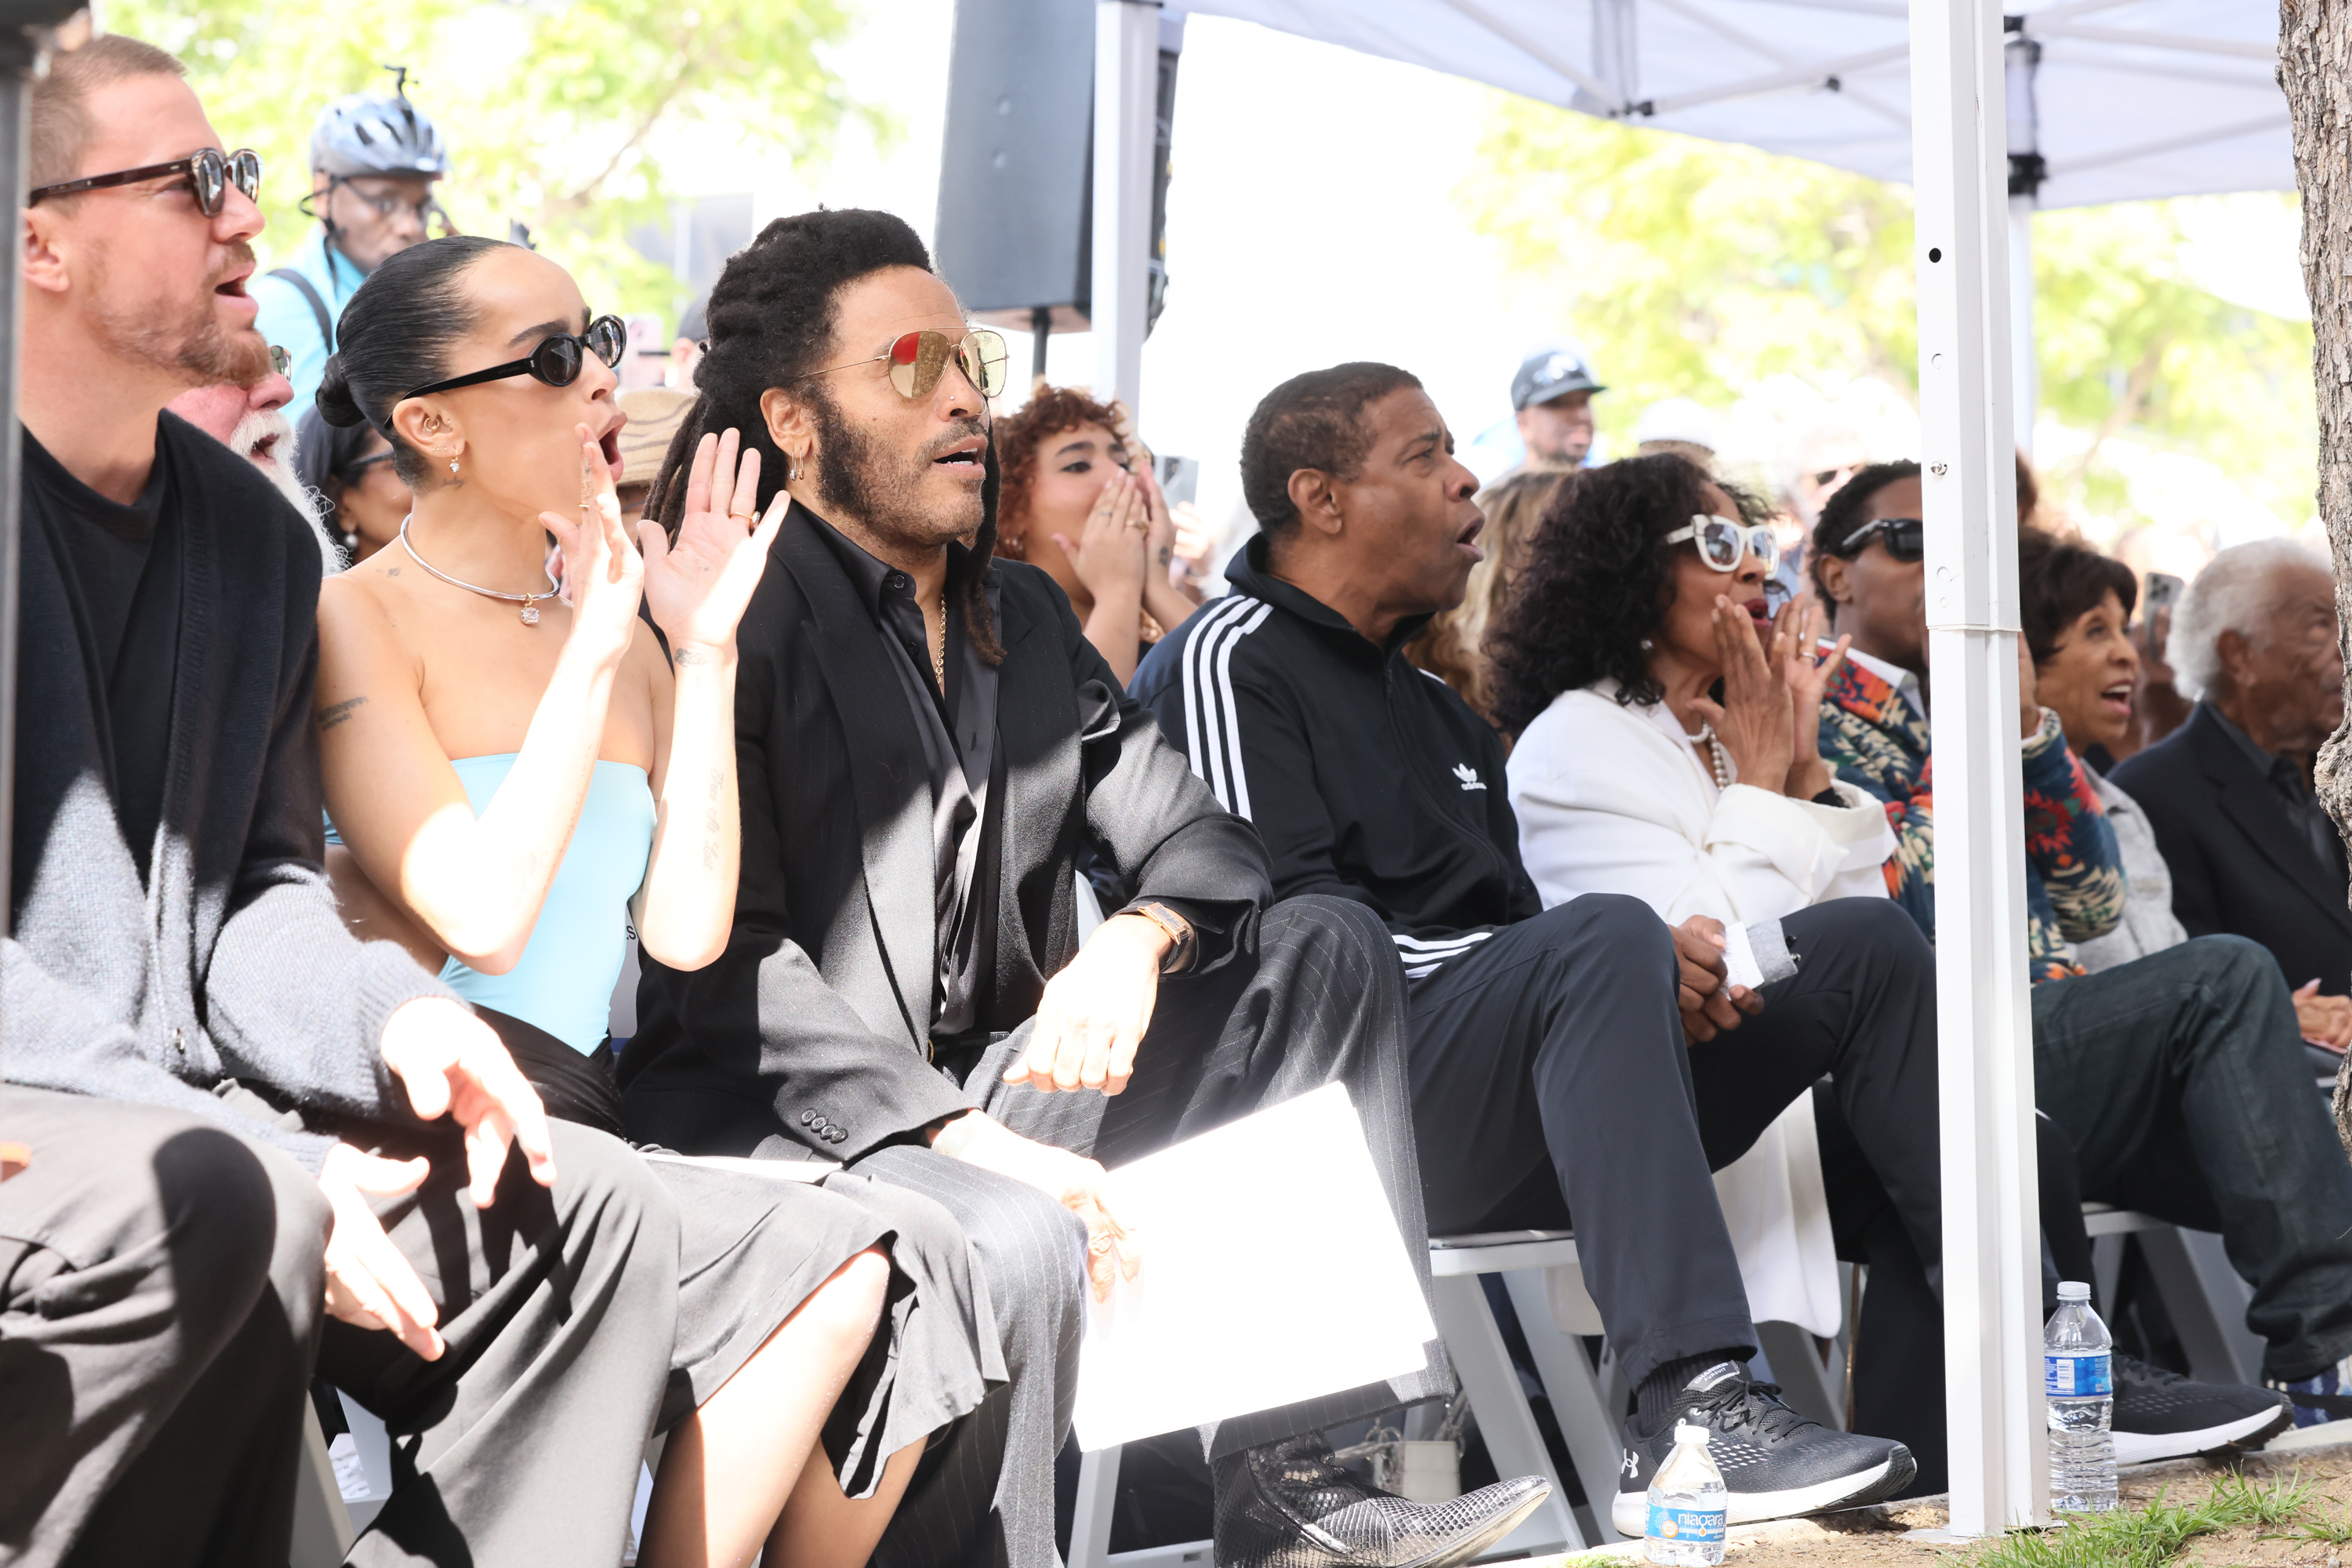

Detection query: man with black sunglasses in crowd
xmin=0 ymin=36 xmax=681 ymax=1566
xmin=253 ymin=66 xmax=450 ymax=412
xmin=1813 ymin=461 xmax=2352 ymax=1429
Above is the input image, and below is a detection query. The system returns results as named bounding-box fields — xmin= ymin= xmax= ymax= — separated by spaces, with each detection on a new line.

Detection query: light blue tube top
xmin=435 ymin=754 xmax=655 ymax=1054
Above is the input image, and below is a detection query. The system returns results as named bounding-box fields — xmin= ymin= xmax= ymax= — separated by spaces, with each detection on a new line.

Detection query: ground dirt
xmin=1544 ymin=1435 xmax=2352 ymax=1568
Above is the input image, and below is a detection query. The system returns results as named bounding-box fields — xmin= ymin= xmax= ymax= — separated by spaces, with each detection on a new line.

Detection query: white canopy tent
xmin=1082 ymin=0 xmax=2292 ymax=1543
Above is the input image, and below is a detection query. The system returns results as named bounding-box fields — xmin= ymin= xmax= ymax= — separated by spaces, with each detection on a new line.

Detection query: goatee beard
xmin=90 ymin=238 xmax=271 ymax=388
xmin=807 ymin=383 xmax=984 ymax=553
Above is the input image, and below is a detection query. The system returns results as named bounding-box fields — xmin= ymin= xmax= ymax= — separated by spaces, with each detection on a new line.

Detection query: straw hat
xmin=615 ymin=387 xmax=695 ymax=487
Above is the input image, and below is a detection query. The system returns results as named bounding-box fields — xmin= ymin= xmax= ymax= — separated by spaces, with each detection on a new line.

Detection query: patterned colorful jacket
xmin=1819 ymin=658 xmax=2126 ymax=983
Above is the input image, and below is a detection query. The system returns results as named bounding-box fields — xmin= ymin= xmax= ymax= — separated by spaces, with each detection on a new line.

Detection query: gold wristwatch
xmin=1129 ymin=901 xmax=1197 ymax=973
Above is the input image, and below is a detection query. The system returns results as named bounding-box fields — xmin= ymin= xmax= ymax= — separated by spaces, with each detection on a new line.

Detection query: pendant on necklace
xmin=520 ymin=601 xmax=541 ymax=626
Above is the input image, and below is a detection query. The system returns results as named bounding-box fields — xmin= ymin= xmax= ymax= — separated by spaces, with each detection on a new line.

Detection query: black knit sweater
xmin=2 ymin=414 xmax=455 ymax=1170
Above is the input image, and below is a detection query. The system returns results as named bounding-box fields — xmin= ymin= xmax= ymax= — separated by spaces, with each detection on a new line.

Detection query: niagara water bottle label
xmin=2045 ymin=1352 xmax=2112 ymax=1396
xmin=1647 ymin=1504 xmax=1726 ymax=1544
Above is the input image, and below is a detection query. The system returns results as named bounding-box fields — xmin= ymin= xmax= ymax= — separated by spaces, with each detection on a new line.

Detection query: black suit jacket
xmin=2108 ymin=702 xmax=2352 ymax=991
xmin=617 ymin=503 xmax=1270 ymax=1162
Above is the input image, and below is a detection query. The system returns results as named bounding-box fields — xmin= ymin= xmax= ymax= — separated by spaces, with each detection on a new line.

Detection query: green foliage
xmin=1961 ymin=1472 xmax=2319 ymax=1568
xmin=1458 ymin=93 xmax=2316 ymax=536
xmin=107 ymin=0 xmax=877 ymax=318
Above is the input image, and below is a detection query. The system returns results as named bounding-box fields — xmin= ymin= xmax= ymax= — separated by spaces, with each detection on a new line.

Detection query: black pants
xmin=0 ymin=1086 xmax=328 ymax=1568
xmin=2034 ymin=935 xmax=2352 ymax=1380
xmin=1407 ymin=895 xmax=1954 ymax=1392
xmin=317 ymin=1116 xmax=682 ymax=1568
xmin=847 ymin=895 xmax=1446 ymax=1567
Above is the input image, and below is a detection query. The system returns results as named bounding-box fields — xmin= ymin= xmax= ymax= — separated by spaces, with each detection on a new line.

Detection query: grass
xmin=1960 ymin=1471 xmax=2322 ymax=1568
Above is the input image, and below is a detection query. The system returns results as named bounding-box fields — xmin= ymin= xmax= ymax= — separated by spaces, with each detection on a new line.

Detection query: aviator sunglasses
xmin=1664 ymin=513 xmax=1780 ymax=575
xmin=806 ymin=328 xmax=1011 ymax=401
xmin=405 ymin=315 xmax=628 ymax=400
xmin=31 ymin=146 xmax=262 ymax=217
xmin=1838 ymin=516 xmax=1925 ymax=563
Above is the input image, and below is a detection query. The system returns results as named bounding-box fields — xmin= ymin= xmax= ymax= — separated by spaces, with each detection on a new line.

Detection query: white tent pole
xmin=1911 ymin=0 xmax=2047 ymax=1539
xmin=1091 ymin=0 xmax=1157 ymax=416
xmin=2009 ymin=198 xmax=2037 ymax=447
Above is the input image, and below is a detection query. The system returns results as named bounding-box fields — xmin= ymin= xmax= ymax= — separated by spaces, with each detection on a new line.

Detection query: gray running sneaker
xmin=2114 ymin=1356 xmax=2291 ymax=1463
xmin=1211 ymin=1432 xmax=1552 ymax=1568
xmin=1611 ymin=1362 xmax=1915 ymax=1537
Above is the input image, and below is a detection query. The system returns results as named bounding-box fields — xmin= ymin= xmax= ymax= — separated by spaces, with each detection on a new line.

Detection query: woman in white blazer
xmin=1483 ymin=455 xmax=2096 ymax=1498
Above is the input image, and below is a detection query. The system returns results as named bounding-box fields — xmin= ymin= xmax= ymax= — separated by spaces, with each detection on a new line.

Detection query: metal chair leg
xmin=1429 ymin=1273 xmax=1584 ymax=1556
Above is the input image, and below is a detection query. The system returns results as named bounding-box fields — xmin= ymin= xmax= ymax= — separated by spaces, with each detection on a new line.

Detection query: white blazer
xmin=1505 ymin=683 xmax=1896 ymax=1338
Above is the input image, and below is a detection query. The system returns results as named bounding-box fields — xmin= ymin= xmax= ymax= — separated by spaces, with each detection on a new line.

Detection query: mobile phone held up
xmin=2143 ymin=572 xmax=2184 ymax=620
xmin=1157 ymin=454 xmax=1200 ymax=510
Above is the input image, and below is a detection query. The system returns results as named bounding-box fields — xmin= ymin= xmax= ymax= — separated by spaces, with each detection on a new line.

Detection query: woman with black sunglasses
xmin=309 ymin=234 xmax=997 ymax=1567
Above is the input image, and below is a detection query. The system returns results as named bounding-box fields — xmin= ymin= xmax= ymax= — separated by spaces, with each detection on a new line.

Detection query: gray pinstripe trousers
xmin=851 ymin=895 xmax=1450 ymax=1568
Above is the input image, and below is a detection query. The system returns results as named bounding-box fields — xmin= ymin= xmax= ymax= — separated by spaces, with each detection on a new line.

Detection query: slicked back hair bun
xmin=321 ymin=234 xmax=512 ymax=485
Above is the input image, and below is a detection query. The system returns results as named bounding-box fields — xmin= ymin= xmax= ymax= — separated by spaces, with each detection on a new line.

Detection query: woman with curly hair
xmin=992 ymin=384 xmax=1201 ymax=681
xmin=1490 ymin=452 xmax=1886 ymax=911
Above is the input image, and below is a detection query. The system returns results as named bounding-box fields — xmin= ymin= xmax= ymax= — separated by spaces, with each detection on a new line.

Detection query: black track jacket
xmin=1134 ymin=535 xmax=1540 ymax=980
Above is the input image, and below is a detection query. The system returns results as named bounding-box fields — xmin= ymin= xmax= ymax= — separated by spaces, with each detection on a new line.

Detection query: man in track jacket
xmin=1135 ymin=363 xmax=1926 ymax=1527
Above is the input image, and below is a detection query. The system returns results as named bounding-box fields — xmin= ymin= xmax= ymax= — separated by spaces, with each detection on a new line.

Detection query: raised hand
xmin=1693 ymin=596 xmax=1795 ymax=791
xmin=1776 ymin=600 xmax=1849 ymax=800
xmin=2019 ymin=630 xmax=2045 ymax=739
xmin=539 ymin=422 xmax=645 ymax=661
xmin=379 ymin=996 xmax=558 ymax=1207
xmin=1051 ymin=471 xmax=1149 ymax=605
xmin=641 ymin=428 xmax=788 ymax=655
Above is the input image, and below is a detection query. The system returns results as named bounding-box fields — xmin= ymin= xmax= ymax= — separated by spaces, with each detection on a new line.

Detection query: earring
xmin=789 ymin=457 xmax=804 ymax=483
xmin=449 ymin=458 xmax=460 ymax=476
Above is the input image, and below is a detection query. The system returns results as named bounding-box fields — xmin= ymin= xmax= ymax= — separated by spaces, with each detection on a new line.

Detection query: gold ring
xmin=729 ymin=510 xmax=757 ymax=524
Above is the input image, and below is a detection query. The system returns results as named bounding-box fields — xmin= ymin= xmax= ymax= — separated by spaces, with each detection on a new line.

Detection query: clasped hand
xmin=1695 ymin=597 xmax=1849 ymax=800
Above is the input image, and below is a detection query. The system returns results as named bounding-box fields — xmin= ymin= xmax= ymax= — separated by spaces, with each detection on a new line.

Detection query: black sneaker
xmin=1211 ymin=1432 xmax=1552 ymax=1568
xmin=1610 ymin=1363 xmax=1915 ymax=1537
xmin=2111 ymin=1356 xmax=2291 ymax=1464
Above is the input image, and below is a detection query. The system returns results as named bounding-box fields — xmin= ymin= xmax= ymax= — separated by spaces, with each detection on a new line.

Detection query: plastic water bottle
xmin=1646 ymin=1421 xmax=1727 ymax=1565
xmin=2045 ymin=1280 xmax=2118 ymax=1512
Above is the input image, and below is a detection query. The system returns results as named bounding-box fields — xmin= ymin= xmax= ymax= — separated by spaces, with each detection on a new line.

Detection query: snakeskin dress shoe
xmin=1210 ymin=1432 xmax=1552 ymax=1568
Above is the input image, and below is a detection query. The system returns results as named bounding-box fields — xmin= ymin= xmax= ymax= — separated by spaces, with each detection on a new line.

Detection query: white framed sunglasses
xmin=1663 ymin=513 xmax=1779 ymax=575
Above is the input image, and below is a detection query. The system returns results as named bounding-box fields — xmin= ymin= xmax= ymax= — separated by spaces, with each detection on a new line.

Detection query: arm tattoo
xmin=700 ymin=766 xmax=724 ymax=869
xmin=673 ymin=644 xmax=720 ymax=666
xmin=317 ymin=696 xmax=368 ymax=731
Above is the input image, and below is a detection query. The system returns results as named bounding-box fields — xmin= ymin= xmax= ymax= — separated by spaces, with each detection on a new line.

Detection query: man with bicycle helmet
xmin=252 ymin=67 xmax=448 ymax=410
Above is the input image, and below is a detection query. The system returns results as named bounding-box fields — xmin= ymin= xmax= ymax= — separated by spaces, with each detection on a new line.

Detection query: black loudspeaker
xmin=935 ymin=0 xmax=1179 ymax=376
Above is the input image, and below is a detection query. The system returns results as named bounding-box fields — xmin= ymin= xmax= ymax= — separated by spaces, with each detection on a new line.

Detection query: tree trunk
xmin=2282 ymin=0 xmax=2352 ymax=1151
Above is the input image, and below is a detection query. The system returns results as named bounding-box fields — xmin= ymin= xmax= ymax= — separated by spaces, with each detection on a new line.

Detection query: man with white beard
xmin=165 ymin=347 xmax=343 ymax=570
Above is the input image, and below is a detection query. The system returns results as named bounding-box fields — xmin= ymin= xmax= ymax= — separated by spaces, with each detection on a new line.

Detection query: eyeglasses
xmin=1664 ymin=513 xmax=1780 ymax=575
xmin=806 ymin=328 xmax=1011 ymax=401
xmin=30 ymin=147 xmax=262 ymax=218
xmin=268 ymin=344 xmax=291 ymax=378
xmin=404 ymin=315 xmax=627 ymax=401
xmin=1837 ymin=516 xmax=1925 ymax=563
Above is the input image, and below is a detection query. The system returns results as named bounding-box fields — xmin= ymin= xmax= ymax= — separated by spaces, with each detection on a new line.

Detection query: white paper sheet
xmin=1072 ymin=1083 xmax=1436 ymax=1452
xmin=1720 ymin=920 xmax=1766 ymax=992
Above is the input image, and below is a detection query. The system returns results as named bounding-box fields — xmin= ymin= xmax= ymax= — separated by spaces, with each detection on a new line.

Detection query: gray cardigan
xmin=3 ymin=415 xmax=455 ymax=1169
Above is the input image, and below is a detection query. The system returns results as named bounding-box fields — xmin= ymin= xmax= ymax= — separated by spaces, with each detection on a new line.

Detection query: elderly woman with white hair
xmin=2109 ymin=538 xmax=2352 ymax=1023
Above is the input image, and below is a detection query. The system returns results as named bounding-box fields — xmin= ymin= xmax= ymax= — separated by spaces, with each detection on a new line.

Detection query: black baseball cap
xmin=1511 ymin=346 xmax=1606 ymax=411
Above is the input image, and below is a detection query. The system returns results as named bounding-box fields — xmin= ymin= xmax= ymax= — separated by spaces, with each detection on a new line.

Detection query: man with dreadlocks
xmin=615 ymin=208 xmax=1548 ymax=1568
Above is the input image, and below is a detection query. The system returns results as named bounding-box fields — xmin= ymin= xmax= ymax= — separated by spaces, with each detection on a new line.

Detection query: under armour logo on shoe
xmin=1454 ymin=764 xmax=1486 ymax=791
xmin=1621 ymin=1449 xmax=1639 ymax=1478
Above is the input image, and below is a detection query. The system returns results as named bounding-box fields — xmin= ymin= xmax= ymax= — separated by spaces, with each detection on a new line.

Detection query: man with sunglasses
xmin=2 ymin=36 xmax=683 ymax=1567
xmin=1812 ymin=461 xmax=2352 ymax=1430
xmin=253 ymin=67 xmax=450 ymax=413
xmin=620 ymin=209 xmax=1550 ymax=1568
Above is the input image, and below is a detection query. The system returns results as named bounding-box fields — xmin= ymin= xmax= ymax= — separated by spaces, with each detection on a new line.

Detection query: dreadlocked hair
xmin=1485 ymin=454 xmax=1772 ymax=734
xmin=650 ymin=207 xmax=1005 ymax=662
xmin=991 ymin=383 xmax=1123 ymax=561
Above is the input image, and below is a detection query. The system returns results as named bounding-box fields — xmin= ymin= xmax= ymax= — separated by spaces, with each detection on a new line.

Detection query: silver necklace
xmin=398 ymin=515 xmax=559 ymax=625
xmin=1687 ymin=721 xmax=1733 ymax=789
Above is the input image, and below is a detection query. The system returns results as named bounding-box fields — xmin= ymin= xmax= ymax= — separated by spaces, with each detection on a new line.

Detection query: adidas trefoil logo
xmin=1453 ymin=763 xmax=1486 ymax=792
